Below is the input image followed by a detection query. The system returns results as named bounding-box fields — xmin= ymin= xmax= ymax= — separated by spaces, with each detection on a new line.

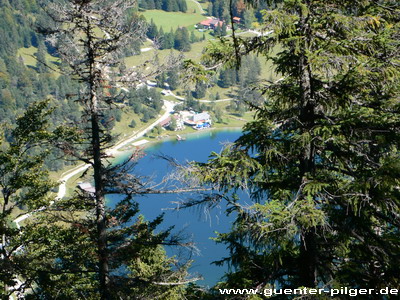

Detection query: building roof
xmin=199 ymin=18 xmax=224 ymax=27
xmin=209 ymin=19 xmax=219 ymax=25
xmin=159 ymin=116 xmax=171 ymax=127
xmin=160 ymin=115 xmax=179 ymax=127
xmin=210 ymin=19 xmax=224 ymax=27
xmin=193 ymin=112 xmax=211 ymax=122
xmin=78 ymin=182 xmax=96 ymax=193
xmin=200 ymin=19 xmax=214 ymax=26
xmin=233 ymin=17 xmax=241 ymax=22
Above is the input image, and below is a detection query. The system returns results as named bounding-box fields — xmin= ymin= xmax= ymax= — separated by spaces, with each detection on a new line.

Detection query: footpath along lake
xmin=108 ymin=129 xmax=242 ymax=286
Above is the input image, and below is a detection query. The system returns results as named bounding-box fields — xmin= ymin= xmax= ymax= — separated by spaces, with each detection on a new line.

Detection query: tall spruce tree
xmin=189 ymin=0 xmax=400 ymax=292
xmin=37 ymin=0 xmax=192 ymax=298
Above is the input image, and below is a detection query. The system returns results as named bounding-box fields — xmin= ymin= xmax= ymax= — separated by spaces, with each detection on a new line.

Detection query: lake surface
xmin=109 ymin=129 xmax=242 ymax=286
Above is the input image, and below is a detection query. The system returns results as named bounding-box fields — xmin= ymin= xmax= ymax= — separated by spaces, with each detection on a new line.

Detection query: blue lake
xmin=109 ymin=129 xmax=242 ymax=286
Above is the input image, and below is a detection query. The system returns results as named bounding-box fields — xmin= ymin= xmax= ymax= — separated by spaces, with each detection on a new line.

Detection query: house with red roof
xmin=198 ymin=18 xmax=224 ymax=30
xmin=233 ymin=17 xmax=241 ymax=24
xmin=159 ymin=114 xmax=184 ymax=130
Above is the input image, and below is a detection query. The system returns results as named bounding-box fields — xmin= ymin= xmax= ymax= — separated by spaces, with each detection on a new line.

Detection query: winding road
xmin=14 ymin=100 xmax=176 ymax=228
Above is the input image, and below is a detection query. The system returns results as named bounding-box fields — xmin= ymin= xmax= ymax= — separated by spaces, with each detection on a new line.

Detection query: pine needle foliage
xmin=189 ymin=0 xmax=400 ymax=292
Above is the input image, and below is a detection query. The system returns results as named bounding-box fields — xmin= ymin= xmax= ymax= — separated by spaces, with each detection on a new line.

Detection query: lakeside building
xmin=184 ymin=111 xmax=212 ymax=130
xmin=159 ymin=114 xmax=184 ymax=131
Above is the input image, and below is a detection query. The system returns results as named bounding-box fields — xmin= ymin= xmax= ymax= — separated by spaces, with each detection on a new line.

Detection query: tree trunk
xmin=91 ymin=111 xmax=110 ymax=299
xmin=2 ymin=197 xmax=9 ymax=297
xmin=299 ymin=231 xmax=318 ymax=287
xmin=87 ymin=23 xmax=110 ymax=299
xmin=297 ymin=1 xmax=318 ymax=287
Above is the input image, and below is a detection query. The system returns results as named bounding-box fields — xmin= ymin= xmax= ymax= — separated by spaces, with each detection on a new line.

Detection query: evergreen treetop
xmin=188 ymin=0 xmax=400 ymax=291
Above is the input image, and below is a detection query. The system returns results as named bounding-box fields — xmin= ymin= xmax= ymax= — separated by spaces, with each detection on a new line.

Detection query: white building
xmin=193 ymin=112 xmax=211 ymax=123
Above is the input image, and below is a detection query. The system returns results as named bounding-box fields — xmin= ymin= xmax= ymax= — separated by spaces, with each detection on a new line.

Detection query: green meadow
xmin=142 ymin=9 xmax=205 ymax=31
xmin=17 ymin=46 xmax=60 ymax=69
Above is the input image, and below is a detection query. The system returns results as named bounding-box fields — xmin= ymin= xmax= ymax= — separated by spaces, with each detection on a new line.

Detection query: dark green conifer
xmin=189 ymin=0 xmax=400 ymax=291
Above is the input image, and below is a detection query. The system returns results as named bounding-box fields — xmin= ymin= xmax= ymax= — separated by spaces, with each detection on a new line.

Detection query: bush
xmin=129 ymin=119 xmax=136 ymax=128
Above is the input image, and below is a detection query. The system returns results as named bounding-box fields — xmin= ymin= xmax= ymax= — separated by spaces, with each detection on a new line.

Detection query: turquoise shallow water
xmin=108 ymin=129 xmax=242 ymax=286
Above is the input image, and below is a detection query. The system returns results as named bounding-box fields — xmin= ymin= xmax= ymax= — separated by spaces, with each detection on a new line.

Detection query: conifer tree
xmin=214 ymin=24 xmax=222 ymax=37
xmin=155 ymin=0 xmax=162 ymax=10
xmin=147 ymin=0 xmax=155 ymax=10
xmin=34 ymin=41 xmax=47 ymax=73
xmin=193 ymin=81 xmax=207 ymax=99
xmin=37 ymin=0 xmax=192 ymax=298
xmin=159 ymin=26 xmax=165 ymax=43
xmin=207 ymin=2 xmax=213 ymax=16
xmin=0 ymin=101 xmax=56 ymax=298
xmin=242 ymin=8 xmax=254 ymax=29
xmin=162 ymin=29 xmax=175 ymax=49
xmin=178 ymin=0 xmax=187 ymax=13
xmin=147 ymin=19 xmax=159 ymax=40
xmin=166 ymin=70 xmax=179 ymax=90
xmin=174 ymin=27 xmax=191 ymax=52
xmin=190 ymin=31 xmax=197 ymax=44
xmin=189 ymin=0 xmax=400 ymax=291
xmin=221 ymin=22 xmax=227 ymax=36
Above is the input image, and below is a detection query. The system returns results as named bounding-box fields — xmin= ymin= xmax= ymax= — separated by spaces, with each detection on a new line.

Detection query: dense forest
xmin=1 ymin=0 xmax=400 ymax=299
xmin=0 ymin=0 xmax=95 ymax=171
xmin=140 ymin=0 xmax=188 ymax=12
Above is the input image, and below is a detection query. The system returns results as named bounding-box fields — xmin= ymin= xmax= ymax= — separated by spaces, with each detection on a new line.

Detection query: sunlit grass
xmin=142 ymin=9 xmax=205 ymax=31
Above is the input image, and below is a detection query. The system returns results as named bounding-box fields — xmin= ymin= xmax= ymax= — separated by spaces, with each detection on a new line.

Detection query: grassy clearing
xmin=125 ymin=39 xmax=209 ymax=68
xmin=7 ymin=205 xmax=25 ymax=220
xmin=142 ymin=40 xmax=154 ymax=48
xmin=182 ymin=39 xmax=208 ymax=60
xmin=64 ymin=171 xmax=85 ymax=198
xmin=188 ymin=26 xmax=214 ymax=41
xmin=17 ymin=46 xmax=37 ymax=66
xmin=111 ymin=106 xmax=167 ymax=138
xmin=140 ymin=2 xmax=214 ymax=41
xmin=17 ymin=46 xmax=59 ymax=68
xmin=204 ymin=85 xmax=234 ymax=99
xmin=111 ymin=109 xmax=143 ymax=137
xmin=142 ymin=9 xmax=205 ymax=31
xmin=17 ymin=46 xmax=61 ymax=78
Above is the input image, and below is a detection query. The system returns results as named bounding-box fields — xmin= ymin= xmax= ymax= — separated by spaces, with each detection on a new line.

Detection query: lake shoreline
xmin=116 ymin=126 xmax=243 ymax=157
xmin=108 ymin=130 xmax=244 ymax=286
